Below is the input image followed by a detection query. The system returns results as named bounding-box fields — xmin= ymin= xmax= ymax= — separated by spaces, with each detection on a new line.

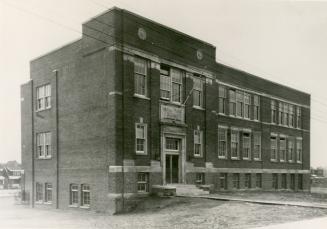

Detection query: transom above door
xmin=165 ymin=137 xmax=180 ymax=152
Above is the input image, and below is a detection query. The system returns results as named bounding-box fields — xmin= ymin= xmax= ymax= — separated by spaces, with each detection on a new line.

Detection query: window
xmin=229 ymin=90 xmax=236 ymax=116
xmin=160 ymin=66 xmax=170 ymax=99
xmin=36 ymin=84 xmax=51 ymax=111
xmin=70 ymin=184 xmax=79 ymax=206
xmin=256 ymin=174 xmax=262 ymax=188
xmin=232 ymin=173 xmax=240 ymax=189
xmin=298 ymin=174 xmax=303 ymax=190
xmin=81 ymin=184 xmax=90 ymax=207
xmin=278 ymin=102 xmax=283 ymax=125
xmin=281 ymin=174 xmax=287 ymax=189
xmin=270 ymin=136 xmax=277 ymax=161
xmin=135 ymin=123 xmax=147 ymax=154
xmin=134 ymin=57 xmax=147 ymax=96
xmin=245 ymin=174 xmax=251 ymax=189
xmin=289 ymin=105 xmax=295 ymax=127
xmin=272 ymin=174 xmax=278 ymax=189
xmin=193 ymin=77 xmax=203 ymax=107
xmin=137 ymin=173 xmax=149 ymax=193
xmin=165 ymin=138 xmax=179 ymax=151
xmin=283 ymin=103 xmax=288 ymax=126
xmin=36 ymin=183 xmax=43 ymax=202
xmin=279 ymin=137 xmax=286 ymax=162
xmin=271 ymin=101 xmax=277 ymax=124
xmin=231 ymin=130 xmax=239 ymax=159
xmin=36 ymin=132 xmax=51 ymax=159
xmin=194 ymin=130 xmax=203 ymax=157
xmin=290 ymin=174 xmax=295 ymax=190
xmin=253 ymin=95 xmax=260 ymax=121
xmin=244 ymin=93 xmax=251 ymax=119
xmin=171 ymin=68 xmax=183 ymax=103
xmin=297 ymin=107 xmax=302 ymax=128
xmin=253 ymin=132 xmax=261 ymax=160
xmin=160 ymin=66 xmax=183 ymax=103
xmin=218 ymin=86 xmax=227 ymax=114
xmin=242 ymin=132 xmax=251 ymax=160
xmin=296 ymin=138 xmax=302 ymax=163
xmin=288 ymin=138 xmax=295 ymax=162
xmin=45 ymin=183 xmax=52 ymax=203
xmin=219 ymin=173 xmax=227 ymax=190
xmin=236 ymin=91 xmax=243 ymax=117
xmin=196 ymin=173 xmax=205 ymax=185
xmin=218 ymin=127 xmax=227 ymax=158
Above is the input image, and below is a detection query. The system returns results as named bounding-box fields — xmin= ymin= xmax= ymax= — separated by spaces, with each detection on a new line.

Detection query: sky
xmin=1 ymin=0 xmax=327 ymax=167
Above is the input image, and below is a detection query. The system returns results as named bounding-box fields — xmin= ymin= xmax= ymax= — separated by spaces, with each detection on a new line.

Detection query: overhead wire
xmin=3 ymin=0 xmax=327 ymax=125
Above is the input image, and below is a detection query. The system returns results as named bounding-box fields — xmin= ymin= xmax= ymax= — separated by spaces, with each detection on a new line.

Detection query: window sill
xmin=192 ymin=106 xmax=205 ymax=111
xmin=37 ymin=156 xmax=52 ymax=160
xmin=134 ymin=94 xmax=150 ymax=100
xmin=231 ymin=157 xmax=240 ymax=160
xmin=36 ymin=107 xmax=51 ymax=112
xmin=193 ymin=155 xmax=203 ymax=158
xmin=253 ymin=159 xmax=262 ymax=161
xmin=270 ymin=159 xmax=278 ymax=162
xmin=69 ymin=204 xmax=79 ymax=208
xmin=218 ymin=156 xmax=227 ymax=159
xmin=242 ymin=158 xmax=251 ymax=161
xmin=43 ymin=202 xmax=52 ymax=205
xmin=79 ymin=206 xmax=90 ymax=209
xmin=288 ymin=160 xmax=294 ymax=163
xmin=279 ymin=160 xmax=286 ymax=163
xmin=297 ymin=161 xmax=303 ymax=164
xmin=136 ymin=152 xmax=148 ymax=156
xmin=35 ymin=201 xmax=43 ymax=205
xmin=160 ymin=99 xmax=184 ymax=107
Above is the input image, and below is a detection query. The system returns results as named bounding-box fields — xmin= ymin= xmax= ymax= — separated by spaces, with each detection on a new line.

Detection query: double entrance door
xmin=165 ymin=137 xmax=181 ymax=184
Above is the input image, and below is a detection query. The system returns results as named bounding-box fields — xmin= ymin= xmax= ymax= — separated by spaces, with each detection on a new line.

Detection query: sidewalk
xmin=177 ymin=193 xmax=327 ymax=209
xmin=252 ymin=216 xmax=327 ymax=229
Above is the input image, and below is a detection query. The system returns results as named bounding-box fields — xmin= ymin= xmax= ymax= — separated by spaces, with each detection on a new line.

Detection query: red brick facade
xmin=21 ymin=7 xmax=310 ymax=213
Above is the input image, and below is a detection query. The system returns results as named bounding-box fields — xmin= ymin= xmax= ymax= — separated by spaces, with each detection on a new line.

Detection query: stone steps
xmin=172 ymin=184 xmax=210 ymax=196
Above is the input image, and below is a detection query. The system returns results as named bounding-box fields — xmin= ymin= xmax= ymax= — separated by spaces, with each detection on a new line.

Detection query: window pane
xmin=172 ymin=83 xmax=181 ymax=102
xmin=193 ymin=77 xmax=202 ymax=91
xmin=45 ymin=85 xmax=51 ymax=96
xmin=218 ymin=128 xmax=227 ymax=157
xmin=166 ymin=138 xmax=179 ymax=150
xmin=171 ymin=68 xmax=182 ymax=83
xmin=136 ymin=139 xmax=145 ymax=151
xmin=193 ymin=90 xmax=201 ymax=107
xmin=219 ymin=86 xmax=226 ymax=98
xmin=135 ymin=74 xmax=146 ymax=95
xmin=134 ymin=58 xmax=147 ymax=75
xmin=229 ymin=90 xmax=236 ymax=102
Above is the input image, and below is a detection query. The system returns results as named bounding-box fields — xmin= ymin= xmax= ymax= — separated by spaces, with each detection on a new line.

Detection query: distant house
xmin=0 ymin=167 xmax=23 ymax=189
xmin=0 ymin=169 xmax=5 ymax=189
xmin=311 ymin=168 xmax=324 ymax=177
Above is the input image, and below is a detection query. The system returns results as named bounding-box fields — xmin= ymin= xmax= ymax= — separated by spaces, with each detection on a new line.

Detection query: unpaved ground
xmin=1 ymin=194 xmax=327 ymax=229
xmin=213 ymin=191 xmax=327 ymax=204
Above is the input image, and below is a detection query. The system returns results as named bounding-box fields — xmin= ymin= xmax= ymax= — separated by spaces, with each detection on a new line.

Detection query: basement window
xmin=81 ymin=184 xmax=90 ymax=208
xmin=44 ymin=183 xmax=52 ymax=204
xmin=195 ymin=173 xmax=205 ymax=185
xmin=70 ymin=184 xmax=79 ymax=206
xmin=137 ymin=173 xmax=149 ymax=193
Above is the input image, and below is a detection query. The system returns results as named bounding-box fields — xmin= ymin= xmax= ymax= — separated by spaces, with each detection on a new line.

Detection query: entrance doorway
xmin=165 ymin=137 xmax=181 ymax=184
xmin=166 ymin=155 xmax=179 ymax=184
